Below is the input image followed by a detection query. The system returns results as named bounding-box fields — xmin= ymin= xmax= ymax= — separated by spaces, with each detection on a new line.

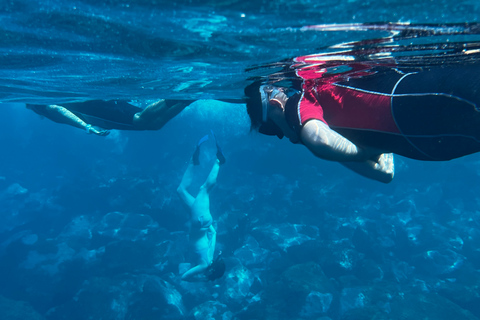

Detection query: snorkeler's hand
xmin=374 ymin=153 xmax=395 ymax=177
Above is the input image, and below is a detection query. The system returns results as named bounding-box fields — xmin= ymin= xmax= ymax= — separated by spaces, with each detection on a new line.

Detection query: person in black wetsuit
xmin=246 ymin=54 xmax=480 ymax=183
xmin=27 ymin=99 xmax=193 ymax=136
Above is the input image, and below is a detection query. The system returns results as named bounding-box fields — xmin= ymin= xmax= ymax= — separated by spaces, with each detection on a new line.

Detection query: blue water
xmin=1 ymin=1 xmax=480 ymax=319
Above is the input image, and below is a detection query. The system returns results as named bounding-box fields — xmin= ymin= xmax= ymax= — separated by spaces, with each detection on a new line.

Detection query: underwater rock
xmin=436 ymin=274 xmax=480 ymax=318
xmin=391 ymin=260 xmax=415 ymax=283
xmin=20 ymin=242 xmax=76 ymax=276
xmin=189 ymin=300 xmax=233 ymax=320
xmin=353 ymin=258 xmax=384 ymax=282
xmin=318 ymin=241 xmax=364 ymax=279
xmin=340 ymin=287 xmax=370 ymax=316
xmin=47 ymin=274 xmax=186 ymax=320
xmin=299 ymin=291 xmax=334 ymax=318
xmin=0 ymin=230 xmax=38 ymax=253
xmin=154 ymin=231 xmax=189 ymax=274
xmin=95 ymin=211 xmax=160 ymax=242
xmin=413 ymin=249 xmax=465 ymax=276
xmin=130 ymin=275 xmax=186 ymax=319
xmin=261 ymin=262 xmax=338 ymax=319
xmin=5 ymin=183 xmax=28 ymax=197
xmin=339 ymin=284 xmax=399 ymax=320
xmin=339 ymin=284 xmax=478 ymax=320
xmin=21 ymin=233 xmax=38 ymax=245
xmin=0 ymin=295 xmax=44 ymax=320
xmin=388 ymin=291 xmax=477 ymax=320
xmin=46 ymin=276 xmax=136 ymax=320
xmin=233 ymin=235 xmax=269 ymax=267
xmin=222 ymin=264 xmax=255 ymax=308
xmin=252 ymin=223 xmax=319 ymax=252
xmin=57 ymin=215 xmax=94 ymax=247
xmin=281 ymin=262 xmax=336 ymax=294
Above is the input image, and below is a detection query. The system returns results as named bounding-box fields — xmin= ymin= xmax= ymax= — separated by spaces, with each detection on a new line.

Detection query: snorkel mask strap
xmin=260 ymin=85 xmax=271 ymax=123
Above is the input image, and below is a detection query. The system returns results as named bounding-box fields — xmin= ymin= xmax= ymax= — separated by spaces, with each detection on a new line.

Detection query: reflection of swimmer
xmin=177 ymin=133 xmax=226 ymax=282
xmin=27 ymin=99 xmax=193 ymax=136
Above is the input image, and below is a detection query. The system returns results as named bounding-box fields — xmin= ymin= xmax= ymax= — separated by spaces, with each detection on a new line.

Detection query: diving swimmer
xmin=177 ymin=132 xmax=226 ymax=282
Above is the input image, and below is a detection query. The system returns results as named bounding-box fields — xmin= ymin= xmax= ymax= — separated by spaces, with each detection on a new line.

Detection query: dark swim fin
xmin=211 ymin=130 xmax=226 ymax=165
xmin=193 ymin=134 xmax=209 ymax=165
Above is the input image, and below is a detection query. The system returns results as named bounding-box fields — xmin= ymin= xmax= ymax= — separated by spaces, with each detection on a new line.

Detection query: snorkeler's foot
xmin=210 ymin=130 xmax=226 ymax=165
xmin=193 ymin=134 xmax=209 ymax=165
xmin=86 ymin=124 xmax=110 ymax=137
xmin=95 ymin=129 xmax=110 ymax=137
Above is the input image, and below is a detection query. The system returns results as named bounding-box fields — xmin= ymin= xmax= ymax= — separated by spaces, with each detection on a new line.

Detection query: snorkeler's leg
xmin=148 ymin=100 xmax=192 ymax=130
xmin=341 ymin=153 xmax=395 ymax=183
xmin=162 ymin=100 xmax=192 ymax=122
xmin=134 ymin=99 xmax=168 ymax=121
xmin=133 ymin=99 xmax=193 ymax=130
xmin=177 ymin=162 xmax=195 ymax=208
xmin=47 ymin=105 xmax=109 ymax=136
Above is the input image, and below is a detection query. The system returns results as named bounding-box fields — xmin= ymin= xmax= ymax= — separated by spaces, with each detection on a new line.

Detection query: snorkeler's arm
xmin=300 ymin=119 xmax=394 ymax=182
xmin=341 ymin=153 xmax=395 ymax=183
xmin=207 ymin=225 xmax=216 ymax=263
xmin=46 ymin=105 xmax=109 ymax=136
xmin=301 ymin=119 xmax=379 ymax=162
xmin=181 ymin=264 xmax=209 ymax=282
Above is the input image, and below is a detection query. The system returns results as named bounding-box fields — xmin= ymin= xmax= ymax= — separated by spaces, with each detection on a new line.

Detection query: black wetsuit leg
xmin=62 ymin=100 xmax=142 ymax=130
xmin=392 ymin=65 xmax=480 ymax=160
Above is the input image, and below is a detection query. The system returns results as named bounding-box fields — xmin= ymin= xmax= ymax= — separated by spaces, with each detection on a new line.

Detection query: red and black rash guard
xmin=285 ymin=54 xmax=480 ymax=161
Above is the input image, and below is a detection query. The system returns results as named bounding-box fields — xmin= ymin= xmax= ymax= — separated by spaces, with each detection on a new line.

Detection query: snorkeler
xmin=177 ymin=132 xmax=226 ymax=282
xmin=26 ymin=99 xmax=193 ymax=136
xmin=245 ymin=57 xmax=480 ymax=183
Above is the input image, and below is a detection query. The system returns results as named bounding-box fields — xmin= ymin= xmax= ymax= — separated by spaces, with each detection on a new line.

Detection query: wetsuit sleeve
xmin=299 ymin=80 xmax=328 ymax=126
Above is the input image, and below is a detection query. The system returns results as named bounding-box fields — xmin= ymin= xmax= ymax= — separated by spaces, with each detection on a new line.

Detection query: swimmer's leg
xmin=341 ymin=153 xmax=395 ymax=183
xmin=133 ymin=99 xmax=193 ymax=130
xmin=193 ymin=159 xmax=221 ymax=209
xmin=202 ymin=159 xmax=221 ymax=192
xmin=193 ymin=134 xmax=209 ymax=165
xmin=177 ymin=135 xmax=210 ymax=206
xmin=177 ymin=161 xmax=195 ymax=208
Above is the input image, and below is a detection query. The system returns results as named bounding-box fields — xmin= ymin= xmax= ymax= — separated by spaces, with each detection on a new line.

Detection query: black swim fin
xmin=192 ymin=134 xmax=209 ymax=165
xmin=211 ymin=130 xmax=226 ymax=165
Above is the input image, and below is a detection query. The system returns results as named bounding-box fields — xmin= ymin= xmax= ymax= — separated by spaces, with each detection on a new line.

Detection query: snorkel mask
xmin=260 ymin=85 xmax=301 ymax=122
xmin=260 ymin=85 xmax=293 ymax=122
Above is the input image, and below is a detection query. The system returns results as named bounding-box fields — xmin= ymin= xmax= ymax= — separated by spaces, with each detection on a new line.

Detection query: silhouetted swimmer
xmin=27 ymin=99 xmax=193 ymax=136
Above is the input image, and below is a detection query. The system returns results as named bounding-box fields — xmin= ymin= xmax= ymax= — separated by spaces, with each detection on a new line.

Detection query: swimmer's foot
xmin=211 ymin=130 xmax=226 ymax=165
xmin=86 ymin=125 xmax=110 ymax=137
xmin=193 ymin=134 xmax=209 ymax=165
